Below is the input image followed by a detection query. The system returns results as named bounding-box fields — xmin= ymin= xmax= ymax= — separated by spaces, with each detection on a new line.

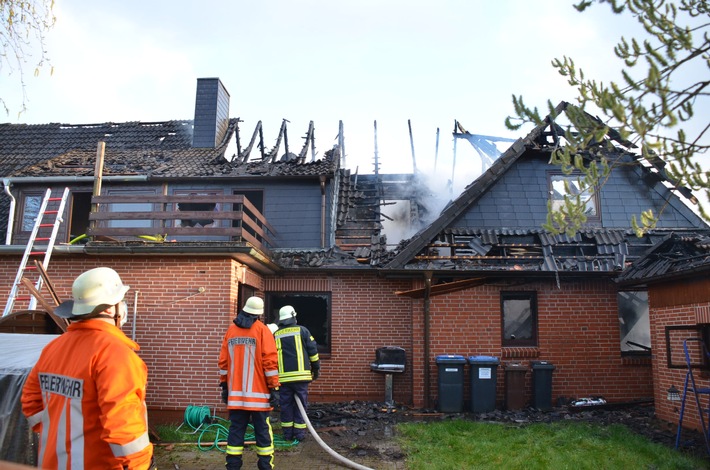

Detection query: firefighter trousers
xmin=226 ymin=409 xmax=274 ymax=470
xmin=279 ymin=382 xmax=309 ymax=440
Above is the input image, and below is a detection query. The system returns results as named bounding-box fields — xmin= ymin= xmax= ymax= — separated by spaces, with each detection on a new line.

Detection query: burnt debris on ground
xmin=306 ymin=400 xmax=710 ymax=462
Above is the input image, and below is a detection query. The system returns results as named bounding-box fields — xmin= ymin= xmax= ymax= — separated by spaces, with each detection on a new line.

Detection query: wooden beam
xmin=395 ymin=277 xmax=488 ymax=299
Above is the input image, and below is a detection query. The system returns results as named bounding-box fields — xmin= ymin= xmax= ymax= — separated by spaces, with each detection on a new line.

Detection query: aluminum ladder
xmin=2 ymin=187 xmax=70 ymax=317
xmin=675 ymin=337 xmax=710 ymax=456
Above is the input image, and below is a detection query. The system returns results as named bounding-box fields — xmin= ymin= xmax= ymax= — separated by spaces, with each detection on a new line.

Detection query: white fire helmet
xmin=55 ymin=267 xmax=130 ymax=318
xmin=279 ymin=305 xmax=297 ymax=322
xmin=242 ymin=296 xmax=264 ymax=316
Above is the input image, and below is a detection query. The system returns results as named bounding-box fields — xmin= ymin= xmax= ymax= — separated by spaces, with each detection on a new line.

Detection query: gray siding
xmin=453 ymin=155 xmax=704 ymax=229
xmin=261 ymin=181 xmax=326 ymax=249
xmin=168 ymin=180 xmax=330 ymax=248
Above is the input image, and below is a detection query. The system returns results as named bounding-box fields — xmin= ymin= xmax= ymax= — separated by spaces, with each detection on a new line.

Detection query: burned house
xmin=617 ymin=233 xmax=710 ymax=433
xmin=0 ymin=79 xmax=708 ymax=429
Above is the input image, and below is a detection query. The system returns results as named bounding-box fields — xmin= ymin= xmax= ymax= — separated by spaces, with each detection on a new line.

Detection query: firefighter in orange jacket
xmin=219 ymin=296 xmax=280 ymax=470
xmin=21 ymin=267 xmax=154 ymax=470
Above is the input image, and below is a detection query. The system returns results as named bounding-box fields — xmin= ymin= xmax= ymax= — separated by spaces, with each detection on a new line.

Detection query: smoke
xmin=379 ymin=138 xmax=512 ymax=248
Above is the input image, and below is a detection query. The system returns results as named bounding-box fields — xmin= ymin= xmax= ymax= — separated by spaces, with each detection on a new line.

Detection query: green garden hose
xmin=179 ymin=405 xmax=298 ymax=453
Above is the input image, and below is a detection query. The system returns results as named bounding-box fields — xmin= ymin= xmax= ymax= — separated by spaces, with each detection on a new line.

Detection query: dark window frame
xmin=501 ymin=291 xmax=538 ymax=347
xmin=266 ymin=292 xmax=331 ymax=354
xmin=18 ymin=191 xmax=46 ymax=233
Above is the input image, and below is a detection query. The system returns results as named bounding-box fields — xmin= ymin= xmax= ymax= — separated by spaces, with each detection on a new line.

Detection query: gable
xmin=450 ymin=152 xmax=705 ymax=230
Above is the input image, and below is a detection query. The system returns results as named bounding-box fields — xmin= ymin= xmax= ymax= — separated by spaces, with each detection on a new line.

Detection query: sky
xmin=0 ymin=1 xmax=640 ymax=188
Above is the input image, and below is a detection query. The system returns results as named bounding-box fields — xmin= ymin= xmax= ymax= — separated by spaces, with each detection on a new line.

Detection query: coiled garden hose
xmin=179 ymin=405 xmax=298 ymax=453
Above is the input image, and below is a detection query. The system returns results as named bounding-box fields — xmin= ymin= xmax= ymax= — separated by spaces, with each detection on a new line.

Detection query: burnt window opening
xmin=501 ymin=291 xmax=537 ymax=347
xmin=618 ymin=290 xmax=651 ymax=355
xmin=266 ymin=293 xmax=330 ymax=354
xmin=175 ymin=190 xmax=221 ymax=228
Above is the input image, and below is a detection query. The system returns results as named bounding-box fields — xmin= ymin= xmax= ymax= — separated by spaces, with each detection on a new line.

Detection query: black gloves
xmin=312 ymin=366 xmax=320 ymax=381
xmin=269 ymin=388 xmax=280 ymax=409
xmin=220 ymin=382 xmax=228 ymax=404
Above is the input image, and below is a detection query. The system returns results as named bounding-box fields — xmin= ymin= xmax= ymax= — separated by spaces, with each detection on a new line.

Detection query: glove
xmin=220 ymin=382 xmax=228 ymax=404
xmin=269 ymin=388 xmax=280 ymax=409
xmin=312 ymin=367 xmax=320 ymax=381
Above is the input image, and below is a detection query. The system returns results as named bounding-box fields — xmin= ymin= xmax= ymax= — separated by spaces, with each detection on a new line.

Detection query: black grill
xmin=370 ymin=346 xmax=406 ymax=373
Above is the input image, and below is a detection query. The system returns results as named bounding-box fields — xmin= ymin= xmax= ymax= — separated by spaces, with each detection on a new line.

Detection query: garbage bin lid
xmin=504 ymin=361 xmax=528 ymax=370
xmin=467 ymin=355 xmax=500 ymax=364
xmin=435 ymin=354 xmax=466 ymax=364
xmin=531 ymin=360 xmax=555 ymax=370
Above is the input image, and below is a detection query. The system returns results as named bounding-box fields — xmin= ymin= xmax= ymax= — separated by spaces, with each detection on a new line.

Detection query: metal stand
xmin=383 ymin=373 xmax=394 ymax=406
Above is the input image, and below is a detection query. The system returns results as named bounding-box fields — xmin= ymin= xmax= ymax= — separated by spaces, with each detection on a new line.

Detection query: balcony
xmin=87 ymin=194 xmax=276 ymax=251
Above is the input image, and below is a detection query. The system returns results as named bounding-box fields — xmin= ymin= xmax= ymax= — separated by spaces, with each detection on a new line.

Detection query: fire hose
xmin=294 ymin=395 xmax=375 ymax=470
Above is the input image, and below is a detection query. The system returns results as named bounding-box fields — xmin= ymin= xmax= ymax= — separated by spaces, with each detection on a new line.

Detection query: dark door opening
xmin=69 ymin=192 xmax=92 ymax=242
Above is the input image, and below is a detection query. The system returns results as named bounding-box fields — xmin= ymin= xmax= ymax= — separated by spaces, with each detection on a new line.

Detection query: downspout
xmin=423 ymin=271 xmax=433 ymax=409
xmin=320 ymin=175 xmax=326 ymax=248
xmin=3 ymin=179 xmax=16 ymax=245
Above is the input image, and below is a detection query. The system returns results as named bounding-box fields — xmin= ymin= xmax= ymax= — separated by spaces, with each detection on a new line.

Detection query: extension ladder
xmin=675 ymin=337 xmax=710 ymax=456
xmin=2 ymin=187 xmax=70 ymax=317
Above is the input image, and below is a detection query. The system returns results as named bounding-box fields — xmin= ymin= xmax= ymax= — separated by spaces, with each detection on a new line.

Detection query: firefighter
xmin=21 ymin=267 xmax=154 ymax=470
xmin=219 ymin=296 xmax=280 ymax=470
xmin=273 ymin=305 xmax=320 ymax=442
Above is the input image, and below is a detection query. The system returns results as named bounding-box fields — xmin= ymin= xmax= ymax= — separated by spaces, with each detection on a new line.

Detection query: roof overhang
xmin=0 ymin=243 xmax=281 ymax=275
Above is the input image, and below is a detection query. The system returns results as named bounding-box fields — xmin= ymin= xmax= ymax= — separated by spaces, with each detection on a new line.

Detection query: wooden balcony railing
xmin=86 ymin=194 xmax=276 ymax=250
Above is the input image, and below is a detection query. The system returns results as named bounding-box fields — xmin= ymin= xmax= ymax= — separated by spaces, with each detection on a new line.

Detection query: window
xmin=106 ymin=189 xmax=155 ymax=229
xmin=501 ymin=291 xmax=537 ymax=347
xmin=549 ymin=174 xmax=600 ymax=221
xmin=266 ymin=293 xmax=330 ymax=354
xmin=618 ymin=291 xmax=650 ymax=354
xmin=20 ymin=193 xmax=44 ymax=231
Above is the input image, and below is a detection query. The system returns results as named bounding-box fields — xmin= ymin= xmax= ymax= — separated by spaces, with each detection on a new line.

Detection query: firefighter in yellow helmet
xmin=21 ymin=267 xmax=154 ymax=469
xmin=273 ymin=305 xmax=320 ymax=442
xmin=219 ymin=296 xmax=280 ymax=469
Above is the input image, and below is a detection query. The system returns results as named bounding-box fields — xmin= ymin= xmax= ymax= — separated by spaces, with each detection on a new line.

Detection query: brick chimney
xmin=192 ymin=78 xmax=230 ymax=148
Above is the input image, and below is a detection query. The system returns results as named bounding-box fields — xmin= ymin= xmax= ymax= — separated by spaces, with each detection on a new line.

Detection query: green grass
xmin=396 ymin=420 xmax=709 ymax=470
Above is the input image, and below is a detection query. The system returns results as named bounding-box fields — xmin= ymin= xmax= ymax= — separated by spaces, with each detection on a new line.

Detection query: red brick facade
xmin=649 ymin=278 xmax=710 ymax=433
xmin=1 ymin=255 xmax=654 ymax=424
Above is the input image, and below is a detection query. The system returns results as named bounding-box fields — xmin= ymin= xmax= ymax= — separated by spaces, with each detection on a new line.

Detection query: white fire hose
xmin=294 ymin=396 xmax=375 ymax=470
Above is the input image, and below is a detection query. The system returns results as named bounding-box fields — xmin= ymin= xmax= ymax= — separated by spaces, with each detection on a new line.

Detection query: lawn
xmin=396 ymin=420 xmax=709 ymax=470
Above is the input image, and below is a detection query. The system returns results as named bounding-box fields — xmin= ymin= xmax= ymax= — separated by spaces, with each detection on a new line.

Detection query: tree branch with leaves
xmin=0 ymin=0 xmax=56 ymax=117
xmin=506 ymin=0 xmax=710 ymax=236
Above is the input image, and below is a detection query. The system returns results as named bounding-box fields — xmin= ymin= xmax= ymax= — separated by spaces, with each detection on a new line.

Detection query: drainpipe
xmin=2 ymin=175 xmax=148 ymax=245
xmin=320 ymin=175 xmax=327 ymax=248
xmin=423 ymin=271 xmax=433 ymax=409
xmin=3 ymin=179 xmax=16 ymax=245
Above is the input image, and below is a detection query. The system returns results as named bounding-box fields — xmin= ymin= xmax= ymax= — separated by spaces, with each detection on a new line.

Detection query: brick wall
xmin=651 ymin=302 xmax=710 ymax=433
xmin=410 ymin=279 xmax=653 ymax=410
xmin=1 ymin=255 xmax=655 ymax=424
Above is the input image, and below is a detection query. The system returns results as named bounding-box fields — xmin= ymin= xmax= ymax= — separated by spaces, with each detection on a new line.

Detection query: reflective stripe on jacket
xmin=219 ymin=319 xmax=279 ymax=411
xmin=21 ymin=320 xmax=153 ymax=470
xmin=274 ymin=325 xmax=320 ymax=383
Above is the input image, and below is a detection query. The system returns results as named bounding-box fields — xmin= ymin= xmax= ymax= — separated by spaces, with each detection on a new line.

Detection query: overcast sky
xmin=1 ymin=1 xmax=645 ymax=193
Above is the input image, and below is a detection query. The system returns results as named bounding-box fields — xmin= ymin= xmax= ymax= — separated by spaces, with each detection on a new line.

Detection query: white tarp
xmin=0 ymin=333 xmax=59 ymax=465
